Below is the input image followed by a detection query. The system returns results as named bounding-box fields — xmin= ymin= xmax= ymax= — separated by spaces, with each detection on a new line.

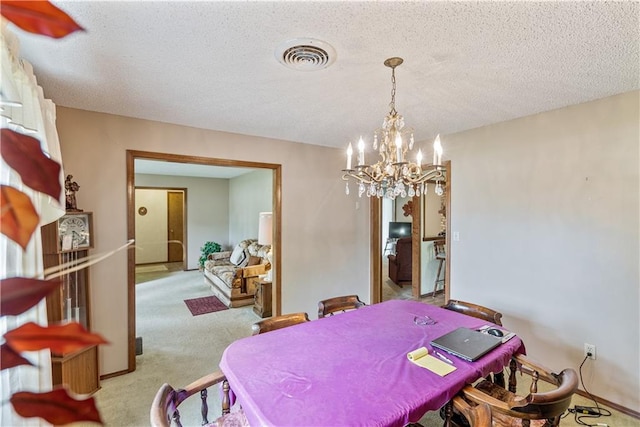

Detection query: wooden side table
xmin=252 ymin=278 xmax=272 ymax=318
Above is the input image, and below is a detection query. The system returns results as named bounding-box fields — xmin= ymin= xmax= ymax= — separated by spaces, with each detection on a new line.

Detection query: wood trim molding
xmin=444 ymin=160 xmax=451 ymax=303
xmin=125 ymin=150 xmax=282 ymax=374
xmin=411 ymin=194 xmax=421 ymax=298
xmin=370 ymin=197 xmax=382 ymax=304
xmin=126 ymin=152 xmax=136 ymax=373
xmin=422 ymin=236 xmax=445 ymax=242
xmin=100 ymin=369 xmax=129 ymax=381
xmin=273 ymin=165 xmax=282 ymax=316
xmin=574 ymin=389 xmax=640 ymax=419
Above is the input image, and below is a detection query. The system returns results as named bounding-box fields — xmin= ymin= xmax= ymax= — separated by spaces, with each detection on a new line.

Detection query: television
xmin=389 ymin=222 xmax=411 ymax=239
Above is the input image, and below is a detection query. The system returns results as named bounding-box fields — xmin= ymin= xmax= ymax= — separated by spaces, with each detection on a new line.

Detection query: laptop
xmin=430 ymin=327 xmax=502 ymax=362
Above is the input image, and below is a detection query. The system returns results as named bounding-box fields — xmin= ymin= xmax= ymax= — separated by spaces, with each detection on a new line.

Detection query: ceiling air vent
xmin=275 ymin=38 xmax=336 ymax=71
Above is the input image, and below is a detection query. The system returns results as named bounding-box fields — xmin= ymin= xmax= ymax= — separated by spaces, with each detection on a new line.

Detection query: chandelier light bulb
xmin=433 ymin=134 xmax=443 ymax=166
xmin=395 ymin=132 xmax=403 ymax=162
xmin=358 ymin=137 xmax=365 ymax=165
xmin=346 ymin=143 xmax=353 ymax=170
xmin=416 ymin=149 xmax=423 ymax=166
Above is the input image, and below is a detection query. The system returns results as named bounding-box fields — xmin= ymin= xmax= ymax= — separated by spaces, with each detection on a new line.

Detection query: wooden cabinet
xmin=251 ymin=278 xmax=272 ymax=318
xmin=51 ymin=345 xmax=99 ymax=395
xmin=41 ymin=212 xmax=100 ymax=395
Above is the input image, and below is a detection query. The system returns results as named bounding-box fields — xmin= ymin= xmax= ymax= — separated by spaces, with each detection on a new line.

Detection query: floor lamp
xmin=258 ymin=212 xmax=273 ymax=282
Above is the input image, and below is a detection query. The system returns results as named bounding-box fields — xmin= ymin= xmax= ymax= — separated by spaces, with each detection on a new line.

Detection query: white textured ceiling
xmin=11 ymin=1 xmax=640 ymax=149
xmin=135 ymin=159 xmax=252 ymax=179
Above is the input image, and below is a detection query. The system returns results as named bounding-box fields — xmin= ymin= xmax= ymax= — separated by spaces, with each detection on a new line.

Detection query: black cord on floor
xmin=565 ymin=355 xmax=612 ymax=426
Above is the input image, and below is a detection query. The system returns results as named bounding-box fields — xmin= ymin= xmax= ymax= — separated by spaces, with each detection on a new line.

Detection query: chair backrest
xmin=462 ymin=354 xmax=579 ymax=426
xmin=411 ymin=396 xmax=492 ymax=427
xmin=434 ymin=239 xmax=446 ymax=257
xmin=317 ymin=295 xmax=366 ymax=318
xmin=150 ymin=370 xmax=237 ymax=427
xmin=392 ymin=236 xmax=412 ymax=262
xmin=251 ymin=312 xmax=310 ymax=335
xmin=452 ymin=396 xmax=492 ymax=427
xmin=508 ymin=355 xmax=579 ymax=420
xmin=442 ymin=299 xmax=503 ymax=326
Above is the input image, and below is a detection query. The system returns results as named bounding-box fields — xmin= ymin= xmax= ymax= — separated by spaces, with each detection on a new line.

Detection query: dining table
xmin=220 ymin=299 xmax=525 ymax=427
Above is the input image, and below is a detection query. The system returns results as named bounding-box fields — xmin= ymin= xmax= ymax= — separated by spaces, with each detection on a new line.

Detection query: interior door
xmin=167 ymin=191 xmax=185 ymax=264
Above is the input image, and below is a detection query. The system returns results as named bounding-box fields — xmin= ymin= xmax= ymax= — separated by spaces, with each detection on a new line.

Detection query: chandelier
xmin=341 ymin=57 xmax=445 ymax=199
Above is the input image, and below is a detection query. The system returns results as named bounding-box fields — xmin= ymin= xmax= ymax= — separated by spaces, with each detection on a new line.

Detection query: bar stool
xmin=433 ymin=240 xmax=446 ymax=296
xmin=383 ymin=237 xmax=398 ymax=255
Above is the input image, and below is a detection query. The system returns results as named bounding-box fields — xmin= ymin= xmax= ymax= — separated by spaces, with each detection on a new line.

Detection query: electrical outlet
xmin=584 ymin=343 xmax=596 ymax=360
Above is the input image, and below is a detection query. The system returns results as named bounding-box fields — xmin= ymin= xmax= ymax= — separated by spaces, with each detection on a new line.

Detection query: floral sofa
xmin=203 ymin=239 xmax=271 ymax=308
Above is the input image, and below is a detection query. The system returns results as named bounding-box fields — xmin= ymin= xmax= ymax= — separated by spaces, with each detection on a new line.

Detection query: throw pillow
xmin=247 ymin=256 xmax=261 ymax=266
xmin=229 ymin=246 xmax=248 ymax=267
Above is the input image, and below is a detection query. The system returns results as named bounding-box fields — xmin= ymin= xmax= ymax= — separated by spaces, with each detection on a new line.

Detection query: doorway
xmin=126 ymin=150 xmax=282 ymax=372
xmin=134 ymin=187 xmax=187 ymax=270
xmin=371 ymin=160 xmax=451 ymax=305
xmin=381 ymin=197 xmax=418 ymax=301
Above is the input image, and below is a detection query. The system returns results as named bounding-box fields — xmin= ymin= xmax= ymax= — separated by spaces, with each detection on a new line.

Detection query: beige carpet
xmin=81 ymin=270 xmax=635 ymax=427
xmin=78 ymin=270 xmax=256 ymax=426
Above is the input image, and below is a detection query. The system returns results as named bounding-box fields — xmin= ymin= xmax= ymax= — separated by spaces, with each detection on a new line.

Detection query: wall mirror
xmin=422 ymin=180 xmax=446 ymax=240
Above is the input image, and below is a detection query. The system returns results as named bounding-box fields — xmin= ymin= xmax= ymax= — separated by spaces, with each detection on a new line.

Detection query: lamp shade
xmin=258 ymin=212 xmax=272 ymax=246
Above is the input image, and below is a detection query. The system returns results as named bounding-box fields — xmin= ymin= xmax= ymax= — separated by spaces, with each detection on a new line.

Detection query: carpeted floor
xmin=80 ymin=270 xmax=636 ymax=427
xmin=75 ymin=270 xmax=257 ymax=427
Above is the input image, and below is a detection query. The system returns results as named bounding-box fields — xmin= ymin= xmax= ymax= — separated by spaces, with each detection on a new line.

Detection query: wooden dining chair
xmin=251 ymin=312 xmax=310 ymax=335
xmin=406 ymin=396 xmax=491 ymax=427
xmin=442 ymin=299 xmax=505 ymax=385
xmin=456 ymin=354 xmax=578 ymax=427
xmin=150 ymin=370 xmax=248 ymax=427
xmin=317 ymin=294 xmax=366 ymax=318
xmin=449 ymin=395 xmax=492 ymax=427
xmin=442 ymin=299 xmax=503 ymax=326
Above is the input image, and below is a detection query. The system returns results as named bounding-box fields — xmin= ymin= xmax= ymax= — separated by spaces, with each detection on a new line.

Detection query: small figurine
xmin=65 ymin=174 xmax=82 ymax=212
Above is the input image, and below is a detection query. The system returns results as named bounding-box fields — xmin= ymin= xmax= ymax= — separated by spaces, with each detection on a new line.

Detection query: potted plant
xmin=199 ymin=241 xmax=221 ymax=270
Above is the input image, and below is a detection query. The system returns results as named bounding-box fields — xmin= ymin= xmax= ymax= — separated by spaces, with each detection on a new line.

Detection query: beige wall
xmin=444 ymin=91 xmax=639 ymax=411
xmin=134 ymin=188 xmax=168 ymax=264
xmin=55 ymin=108 xmax=371 ymax=376
xmin=423 ymin=189 xmax=443 ymax=238
xmin=135 ymin=174 xmax=231 ymax=269
xmin=228 ymin=169 xmax=272 ymax=245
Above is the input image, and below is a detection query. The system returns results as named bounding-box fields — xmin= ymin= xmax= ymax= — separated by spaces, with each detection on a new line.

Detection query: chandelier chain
xmin=389 ymin=67 xmax=397 ymax=116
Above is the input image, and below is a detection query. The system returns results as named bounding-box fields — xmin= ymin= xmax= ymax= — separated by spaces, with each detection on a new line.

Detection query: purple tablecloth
xmin=220 ymin=300 xmax=525 ymax=427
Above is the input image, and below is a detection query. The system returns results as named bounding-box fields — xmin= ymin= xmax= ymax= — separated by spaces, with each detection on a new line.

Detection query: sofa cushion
xmin=207 ymin=265 xmax=237 ymax=289
xmin=229 ymin=245 xmax=248 ymax=267
xmin=247 ymin=241 xmax=271 ymax=259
